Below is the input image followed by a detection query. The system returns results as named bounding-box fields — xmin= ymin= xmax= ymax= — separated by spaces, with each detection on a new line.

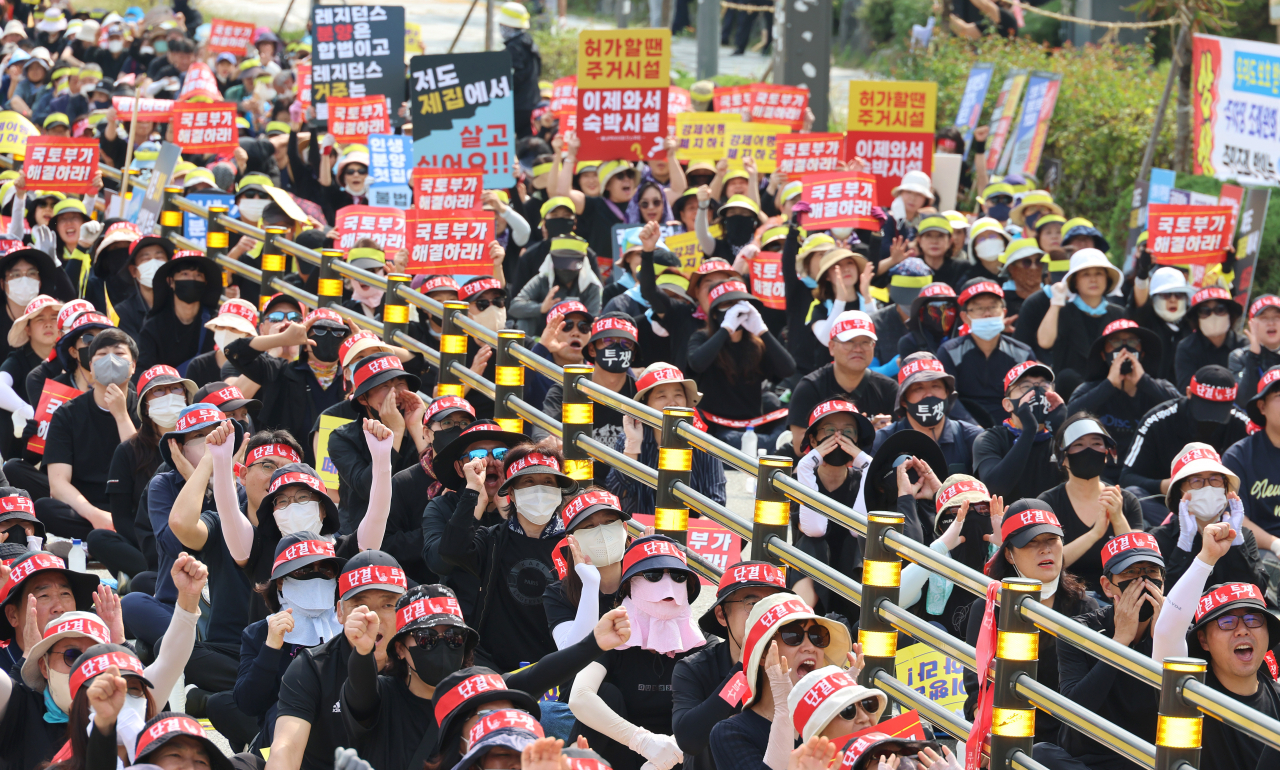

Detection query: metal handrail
xmin=1014 ymin=674 xmax=1155 ymax=769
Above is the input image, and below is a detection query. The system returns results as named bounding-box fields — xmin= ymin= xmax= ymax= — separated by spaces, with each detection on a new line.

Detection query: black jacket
xmin=1119 ymin=396 xmax=1251 ymax=495
xmin=328 ymin=413 xmax=421 ymax=533
xmin=1149 ymin=517 xmax=1268 ymax=591
xmin=385 ymin=463 xmax=438 ymax=585
xmin=504 ymin=31 xmax=542 ymax=111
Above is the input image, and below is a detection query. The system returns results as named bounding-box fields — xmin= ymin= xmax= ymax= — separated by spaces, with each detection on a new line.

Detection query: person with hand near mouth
xmin=1152 ymin=522 xmax=1280 ymax=770
xmin=974 ymin=361 xmax=1067 ymax=500
xmin=523 ymin=300 xmax=593 ymax=416
xmin=787 ymin=657 xmax=887 ymax=746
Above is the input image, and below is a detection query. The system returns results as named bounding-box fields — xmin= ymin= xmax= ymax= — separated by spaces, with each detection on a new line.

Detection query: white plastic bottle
xmin=68 ymin=539 xmax=87 ymax=572
xmin=741 ymin=426 xmax=757 ymax=458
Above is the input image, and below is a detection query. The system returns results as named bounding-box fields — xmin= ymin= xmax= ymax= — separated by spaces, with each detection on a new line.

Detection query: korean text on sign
xmin=894 ymin=644 xmax=966 ymax=712
xmin=410 ymin=52 xmax=517 ymax=189
xmin=747 ymin=84 xmax=808 ymax=129
xmin=630 ymin=514 xmax=739 ymax=586
xmin=845 ymin=133 xmax=933 ymax=207
xmin=550 ymin=76 xmax=577 ymax=112
xmin=576 ymin=29 xmax=671 ymax=162
xmin=674 ymin=112 xmax=740 ymax=163
xmin=713 ymin=86 xmax=752 ymax=119
xmin=311 ymin=5 xmax=403 ymax=107
xmin=750 ymin=251 xmax=785 ymax=310
xmin=1147 ymin=204 xmax=1236 ymax=266
xmin=22 ymin=138 xmax=98 ymax=194
xmin=846 ymin=81 xmax=938 ymax=133
xmin=170 ymin=103 xmax=238 ymax=153
xmin=297 ymin=62 xmax=313 ymax=106
xmin=29 ymin=380 xmax=82 ymax=455
xmin=663 ymin=231 xmax=703 ymax=272
xmin=776 ymin=133 xmax=844 ymax=174
xmin=413 ymin=60 xmax=513 ymax=118
xmin=412 ymin=168 xmax=484 ymax=212
xmin=328 ymin=96 xmax=390 ymax=144
xmin=406 ymin=210 xmax=493 ymax=276
xmin=801 ymin=171 xmax=878 ymax=230
xmin=333 ymin=205 xmax=405 ymax=251
xmin=111 ymin=97 xmax=172 ymax=123
xmin=206 ymin=19 xmax=254 ymax=54
xmin=725 ymin=123 xmax=790 ymax=174
xmin=369 ymin=134 xmax=414 ymax=186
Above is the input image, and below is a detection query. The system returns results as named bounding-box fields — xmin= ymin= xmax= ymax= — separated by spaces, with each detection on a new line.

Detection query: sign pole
xmin=1134 ymin=23 xmax=1188 ymax=215
xmin=696 ymin=0 xmax=719 ymax=79
xmin=119 ymin=94 xmax=143 ymax=203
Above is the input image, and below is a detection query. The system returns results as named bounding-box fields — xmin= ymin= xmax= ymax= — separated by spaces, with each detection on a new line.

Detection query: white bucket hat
xmin=740 ymin=594 xmax=851 ymax=707
xmin=788 ymin=665 xmax=888 ymax=743
xmin=1166 ymin=442 xmax=1239 ymax=511
xmin=891 ymin=170 xmax=934 ymax=202
xmin=1062 ymin=248 xmax=1122 ymax=295
xmin=1149 ymin=266 xmax=1195 ymax=297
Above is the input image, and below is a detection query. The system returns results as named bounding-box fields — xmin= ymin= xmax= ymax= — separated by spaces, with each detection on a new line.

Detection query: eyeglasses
xmin=248 ymin=459 xmax=282 ymax=474
xmin=464 ymin=447 xmax=509 ymax=462
xmin=966 ymin=303 xmax=1005 ymax=319
xmin=641 ymin=569 xmax=688 ymax=583
xmin=429 ymin=415 xmax=473 ymax=431
xmin=1196 ymin=303 xmax=1230 ymax=318
xmin=776 ymin=620 xmax=831 ymax=648
xmin=49 ymin=647 xmax=85 ymax=669
xmin=411 ymin=626 xmax=469 ymax=650
xmin=1185 ymin=475 xmax=1226 ymax=489
xmin=722 ymin=596 xmax=764 ymax=611
xmin=6 ymin=269 xmax=39 ymax=281
xmin=265 ymin=311 xmax=303 ymax=323
xmin=562 ymin=320 xmax=592 ymax=334
xmin=309 ymin=327 xmax=349 ymax=338
xmin=838 ymin=697 xmax=881 ymax=720
xmin=1215 ymin=613 xmax=1266 ymax=631
xmin=474 ymin=297 xmax=506 ymax=310
xmin=817 ymin=427 xmax=857 ymax=440
xmin=274 ymin=493 xmax=318 ymax=510
xmin=639 ymin=199 xmax=663 ymax=209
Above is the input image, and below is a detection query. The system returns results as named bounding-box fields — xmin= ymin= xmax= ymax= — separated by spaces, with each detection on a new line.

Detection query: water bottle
xmin=68 ymin=539 xmax=87 ymax=572
xmin=741 ymin=426 xmax=757 ymax=458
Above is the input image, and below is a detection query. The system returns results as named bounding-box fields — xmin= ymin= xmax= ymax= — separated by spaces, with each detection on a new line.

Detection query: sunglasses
xmin=1215 ymin=613 xmax=1266 ymax=630
xmin=562 ymin=319 xmax=592 ymax=334
xmin=1196 ymin=303 xmax=1230 ymax=318
xmin=639 ymin=199 xmax=663 ymax=209
xmin=239 ymin=191 xmax=270 ymax=200
xmin=465 ymin=447 xmax=509 ymax=461
xmin=49 ymin=647 xmax=86 ymax=669
xmin=412 ymin=627 xmax=469 ymax=650
xmin=475 ymin=297 xmax=507 ymax=310
xmin=641 ymin=569 xmax=688 ymax=583
xmin=266 ymin=310 xmax=303 ymax=323
xmin=309 ymin=327 xmax=349 ymax=338
xmin=777 ymin=620 xmax=831 ymax=648
xmin=838 ymin=697 xmax=881 ymax=720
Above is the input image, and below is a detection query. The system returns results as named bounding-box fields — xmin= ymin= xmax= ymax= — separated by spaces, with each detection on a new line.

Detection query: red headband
xmin=70 ymin=650 xmax=144 ymax=700
xmin=707 ymin=280 xmax=749 ymax=304
xmin=936 ymin=479 xmax=988 ymax=510
xmin=396 ymin=595 xmax=464 ymax=631
xmin=201 ymin=385 xmax=248 ymax=407
xmin=792 ymin=669 xmax=859 ymax=735
xmin=1250 ymin=295 xmax=1280 ymax=319
xmin=1000 ymin=508 xmax=1062 ymax=542
xmin=433 ymin=673 xmax=508 ymax=725
xmin=0 ymin=494 xmax=36 ymax=514
xmin=591 ymin=316 xmax=637 ymax=339
xmin=217 ymin=300 xmax=258 ymax=326
xmin=22 ymin=295 xmax=59 ymax=317
xmin=421 ymin=276 xmax=460 ymax=294
xmin=829 ymin=315 xmax=875 ymax=340
xmin=1260 ymin=368 xmax=1280 ymax=396
xmin=1170 ymin=445 xmax=1224 ymax=477
xmin=340 ymin=331 xmax=381 ymax=363
xmin=1002 ymin=361 xmax=1048 ymax=392
xmin=175 ymin=406 xmax=224 ymax=432
xmin=271 ymin=539 xmax=336 ymax=573
xmin=338 ymin=564 xmax=407 ymax=597
xmin=696 ymin=259 xmax=734 ymax=275
xmin=65 ymin=311 xmax=112 ymax=334
xmin=57 ymin=300 xmax=94 ymax=329
xmin=505 ymin=452 xmax=562 ymax=479
xmin=548 ymin=300 xmax=589 ymax=326
xmin=840 ymin=733 xmax=892 ymax=770
xmin=957 ymin=281 xmax=1003 ymax=306
xmin=1195 ymin=583 xmax=1265 ymax=621
xmin=897 ymin=356 xmax=945 ymax=385
xmin=353 ymin=354 xmax=406 ymax=392
xmin=1101 ymin=532 xmax=1161 ymax=570
xmin=135 ymin=715 xmax=205 ymax=758
xmin=468 ymin=709 xmax=543 ymax=745
xmin=268 ymin=470 xmax=327 ymax=496
xmin=561 ymin=490 xmax=622 ymax=527
xmin=919 ymin=283 xmax=955 ymax=299
xmin=716 ymin=563 xmax=786 ymax=594
xmin=1189 ymin=376 xmax=1237 ymax=402
xmin=247 ymin=443 xmax=301 ymax=466
xmin=636 ymin=365 xmax=686 ymax=393
xmin=459 ymin=278 xmax=502 ymax=300
xmin=1101 ymin=318 xmax=1140 ymax=337
xmin=742 ymin=598 xmax=813 ymax=674
xmin=621 ymin=538 xmax=687 ymax=575
xmin=1 ymin=553 xmax=65 ymax=602
xmin=307 ymin=308 xmax=344 ymax=325
xmin=1192 ymin=287 xmax=1232 ymax=306
xmin=45 ymin=615 xmax=110 ymax=646
xmin=808 ymin=399 xmax=858 ymax=428
xmin=425 ymin=396 xmax=475 ymax=423
xmin=138 ymin=365 xmax=183 ymax=391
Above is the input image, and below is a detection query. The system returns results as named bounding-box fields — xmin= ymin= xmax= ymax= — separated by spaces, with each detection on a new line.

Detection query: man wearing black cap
xmin=111 ymin=232 xmax=173 ymax=343
xmin=1224 ymin=365 xmax=1280 ymax=576
xmin=1121 ymin=365 xmax=1251 ymax=526
xmin=136 ymin=249 xmax=222 ymax=374
xmin=872 ymin=352 xmax=982 ymax=477
xmin=973 ymin=361 xmax=1066 ymax=500
xmin=511 ymin=235 xmax=603 ymax=337
xmin=1035 ymin=532 xmax=1167 ymax=770
xmin=1174 ymin=287 xmax=1245 ymax=391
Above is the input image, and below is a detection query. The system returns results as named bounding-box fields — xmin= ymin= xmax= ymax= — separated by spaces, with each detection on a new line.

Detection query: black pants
xmin=671 ymin=0 xmax=692 ymax=31
xmin=86 ymin=529 xmax=148 ymax=577
xmin=2 ymin=458 xmax=45 ymax=500
xmin=570 ymin=684 xmax=647 ymax=770
xmin=516 ymin=108 xmax=534 ymax=139
xmin=34 ymin=497 xmax=94 ymax=539
xmin=1032 ymin=742 xmax=1135 ymax=770
xmin=208 ymin=691 xmax=260 ymax=752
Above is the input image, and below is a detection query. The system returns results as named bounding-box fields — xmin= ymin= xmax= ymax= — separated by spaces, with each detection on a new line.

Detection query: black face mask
xmin=1067 ymin=447 xmax=1109 ymax=480
xmin=173 ymin=279 xmax=206 ymax=304
xmin=822 ymin=445 xmax=852 ymax=467
xmin=596 ymin=343 xmax=633 ymax=373
xmin=909 ymin=396 xmax=948 ymax=427
xmin=310 ymin=335 xmax=343 ymax=363
xmin=1026 ymin=385 xmax=1050 ymax=426
xmin=77 ymin=347 xmax=91 ymax=370
xmin=724 ymin=215 xmax=756 ymax=246
xmin=408 ymin=643 xmax=466 ymax=687
xmin=546 ymin=218 xmax=575 ymax=237
xmin=1114 ymin=577 xmax=1164 ymax=622
xmin=554 ymin=268 xmax=578 ymax=287
xmin=431 ymin=426 xmax=463 ymax=455
xmin=935 ymin=509 xmax=994 ymax=571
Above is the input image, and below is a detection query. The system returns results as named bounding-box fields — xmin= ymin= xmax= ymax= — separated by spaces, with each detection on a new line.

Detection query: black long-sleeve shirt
xmin=686 ymin=328 xmax=795 ymax=420
xmin=672 ymin=638 xmax=739 ymax=770
xmin=1119 ymin=397 xmax=1251 ymax=496
xmin=234 ymin=616 xmax=305 ymax=751
xmin=385 ymin=463 xmax=437 ymax=585
xmin=638 ymin=248 xmax=699 ymax=374
xmin=1066 ymin=376 xmax=1181 ymax=472
xmin=972 ymin=420 xmax=1063 ymax=501
xmin=328 ymin=415 xmax=420 ymax=534
xmin=1175 ymin=330 xmax=1245 ymax=391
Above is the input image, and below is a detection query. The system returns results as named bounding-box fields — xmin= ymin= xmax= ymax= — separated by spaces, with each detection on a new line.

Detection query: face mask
xmin=573 ymin=520 xmax=627 ymax=565
xmin=546 ymin=218 xmax=574 ymax=237
xmin=554 ymin=267 xmax=578 ymax=287
xmin=135 ymin=259 xmax=163 ymax=288
xmin=6 ymin=276 xmax=38 ymax=307
xmin=1067 ymin=447 xmax=1108 ymax=480
xmin=969 ymin=316 xmax=1005 ymax=341
xmin=79 ymin=83 xmax=94 ymax=96
xmin=987 ymin=202 xmax=1011 ymax=222
xmin=474 ymin=304 xmax=506 ymax=333
xmin=513 ymin=485 xmax=561 ymax=526
xmin=121 ymin=692 xmax=147 ymax=726
xmin=93 ymin=99 xmax=112 ymax=110
xmin=108 ymin=39 xmax=123 ymax=53
xmin=92 ymin=353 xmax=131 ymax=387
xmin=47 ymin=668 xmax=72 ymax=712
xmin=975 ymin=239 xmax=1004 ymax=261
xmin=1187 ymin=486 xmax=1228 ymax=521
xmin=214 ymin=329 xmax=244 ymax=351
xmin=830 ymin=227 xmax=853 ymax=240
xmin=173 ymin=279 xmax=205 ymax=304
xmin=148 ymin=392 xmax=186 ymax=429
xmin=597 ymin=343 xmax=633 ymax=373
xmin=153 ymin=40 xmax=168 ymax=53
xmin=182 ymin=436 xmax=207 ymax=467
xmin=1113 ymin=577 xmax=1164 ymax=621
xmin=724 ymin=215 xmax=756 ymax=245
xmin=140 ymin=45 xmax=154 ymax=55
xmin=351 ymin=282 xmax=384 ymax=310
xmin=1199 ymin=313 xmax=1230 ymax=337
xmin=309 ymin=333 xmax=343 ymax=362
xmin=822 ymin=444 xmax=852 ymax=467
xmin=276 ymin=500 xmax=323 ymax=535
xmin=409 ymin=643 xmax=465 ymax=687
xmin=238 ymin=198 xmax=269 ymax=223
xmin=1154 ymin=296 xmax=1187 ymax=323
xmin=281 ymin=576 xmax=338 ymax=611
xmin=909 ymin=395 xmax=948 ymax=427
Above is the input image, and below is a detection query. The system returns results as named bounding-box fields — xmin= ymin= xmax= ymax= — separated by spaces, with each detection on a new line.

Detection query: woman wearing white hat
xmin=1127 ymin=266 xmax=1194 ymax=383
xmin=876 ymin=170 xmax=935 ymax=269
xmin=1037 ymin=248 xmax=1125 ymax=398
xmin=787 ymin=663 xmax=887 ymax=744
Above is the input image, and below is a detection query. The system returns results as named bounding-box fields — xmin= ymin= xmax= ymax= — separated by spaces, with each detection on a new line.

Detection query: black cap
xmin=1187 ymin=365 xmax=1239 ymax=424
xmin=391 ymin=584 xmax=478 ymax=650
xmin=338 ymin=550 xmax=407 ymax=601
xmin=268 ymin=531 xmax=347 ymax=581
xmin=432 ymin=667 xmax=540 ymax=757
xmin=135 ymin=712 xmax=233 ymax=770
xmin=1247 ymin=365 xmax=1280 ymax=427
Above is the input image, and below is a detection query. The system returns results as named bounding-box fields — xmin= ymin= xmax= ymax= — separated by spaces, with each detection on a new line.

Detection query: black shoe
xmin=184 ymin=685 xmax=210 ymax=718
xmin=730 ymin=48 xmax=746 ymax=55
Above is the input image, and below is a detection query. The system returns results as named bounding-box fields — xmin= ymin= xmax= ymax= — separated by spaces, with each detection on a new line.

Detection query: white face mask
xmin=513 ymin=485 xmax=561 ymax=526
xmin=47 ymin=668 xmax=73 ymax=712
xmin=573 ymin=520 xmax=627 ymax=566
xmin=280 ymin=576 xmax=338 ymax=612
xmin=136 ymin=258 xmax=163 ymax=288
xmin=474 ymin=305 xmax=506 ymax=333
xmin=351 ymin=282 xmax=384 ymax=310
xmin=1187 ymin=486 xmax=1228 ymax=521
xmin=139 ymin=45 xmax=154 ymax=55
xmin=238 ymin=198 xmax=269 ymax=224
xmin=7 ymin=276 xmax=39 ymax=308
xmin=1154 ymin=295 xmax=1187 ymax=324
xmin=107 ymin=39 xmax=123 ymax=54
xmin=79 ymin=83 xmax=94 ymax=96
xmin=975 ymin=239 xmax=1004 ymax=260
xmin=148 ymin=392 xmax=186 ymax=429
xmin=182 ymin=436 xmax=207 ymax=467
xmin=276 ymin=500 xmax=323 ymax=535
xmin=87 ymin=692 xmax=148 ymax=760
xmin=214 ymin=328 xmax=245 ymax=351
xmin=1200 ymin=313 xmax=1230 ymax=337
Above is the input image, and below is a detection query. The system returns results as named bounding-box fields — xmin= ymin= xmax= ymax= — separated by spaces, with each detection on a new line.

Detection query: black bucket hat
xmin=67 ymin=642 xmax=154 ymax=702
xmin=432 ymin=667 xmax=540 ymax=757
xmin=255 ymin=463 xmax=340 ymax=542
xmin=802 ymin=398 xmax=874 ymax=454
xmin=697 ymin=560 xmax=789 ymax=637
xmin=1188 ymin=286 xmax=1243 ymax=332
xmin=705 ymin=279 xmax=757 ymax=313
xmin=150 ymin=251 xmax=222 ymax=311
xmin=135 ymin=712 xmax=233 ymax=770
xmin=158 ymin=404 xmax=245 ymax=468
xmin=269 ymin=531 xmax=347 ymax=581
xmin=431 ymin=421 xmax=528 ymax=492
xmin=1247 ymin=365 xmax=1280 ymax=427
xmin=1084 ymin=319 xmax=1163 ymax=382
xmin=496 ymin=450 xmax=576 ymax=496
xmin=54 ymin=309 xmax=113 ymax=371
xmin=619 ymin=534 xmax=700 ymax=601
xmin=863 ymin=429 xmax=948 ymax=512
xmin=391 ymin=583 xmax=479 ymax=653
xmin=0 ymin=247 xmax=64 ymax=296
xmin=0 ymin=551 xmax=99 ymax=641
xmin=893 ymin=353 xmax=957 ymax=419
xmin=351 ymin=352 xmax=421 ymax=401
xmin=0 ymin=488 xmax=43 ymax=540
xmin=338 ymin=550 xmax=408 ymax=602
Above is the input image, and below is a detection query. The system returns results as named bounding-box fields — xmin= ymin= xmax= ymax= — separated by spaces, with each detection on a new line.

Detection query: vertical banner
xmin=575 ymin=29 xmax=671 ymax=162
xmin=1188 ymin=33 xmax=1280 ymax=183
xmin=134 ymin=143 xmax=182 ymax=233
xmin=799 ymin=171 xmax=878 ymax=230
xmin=206 ymin=19 xmax=255 ymax=54
xmin=311 ymin=5 xmax=404 ymax=118
xmin=1002 ymin=71 xmax=1062 ymax=178
xmin=405 ymin=22 xmax=425 ymax=55
xmin=776 ymin=133 xmax=844 ymax=174
xmin=983 ymin=69 xmax=1028 ymax=174
xmin=749 ymin=251 xmax=785 ymax=310
xmin=333 ymin=205 xmax=406 ymax=251
xmin=169 ymin=103 xmax=239 ymax=153
xmin=316 ymin=415 xmax=353 ymax=489
xmin=327 ymin=96 xmax=391 ymax=144
xmin=663 ymin=231 xmax=703 ymax=271
xmin=405 ymin=209 xmax=493 ymax=275
xmin=22 ymin=138 xmax=99 ymax=194
xmin=845 ymin=81 xmax=936 ymax=206
xmin=724 ymin=123 xmax=790 ymax=173
xmin=410 ymin=52 xmax=516 ymax=189
xmin=953 ymin=63 xmax=994 ymax=160
xmin=297 ymin=62 xmax=312 ymax=107
xmin=30 ymin=380 xmax=83 ymax=455
xmin=551 ymin=76 xmax=577 ymax=113
xmin=1233 ymin=187 xmax=1271 ymax=308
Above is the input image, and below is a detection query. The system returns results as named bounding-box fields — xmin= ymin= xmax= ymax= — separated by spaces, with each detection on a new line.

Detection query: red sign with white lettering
xmin=328 ymin=96 xmax=391 ymax=144
xmin=206 ymin=19 xmax=255 ymax=54
xmin=800 ymin=171 xmax=879 ymax=230
xmin=22 ymin=138 xmax=98 ymax=194
xmin=405 ymin=209 xmax=493 ymax=276
xmin=29 ymin=380 xmax=82 ymax=455
xmin=1147 ymin=204 xmax=1235 ymax=266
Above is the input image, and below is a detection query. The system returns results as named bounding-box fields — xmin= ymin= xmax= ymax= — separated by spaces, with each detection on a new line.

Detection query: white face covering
xmin=147 ymin=393 xmax=186 ymax=430
xmin=1200 ymin=313 xmax=1230 ymax=337
xmin=474 ymin=305 xmax=506 ymax=333
xmin=574 ymin=520 xmax=627 ymax=565
xmin=87 ymin=692 xmax=148 ymax=762
xmin=513 ymin=485 xmax=560 ymax=526
xmin=1154 ymin=295 xmax=1187 ymax=324
xmin=238 ymin=198 xmax=269 ymax=224
xmin=47 ymin=668 xmax=73 ymax=712
xmin=279 ymin=576 xmax=343 ymax=645
xmin=7 ymin=276 xmax=39 ymax=308
xmin=351 ymin=282 xmax=385 ymax=310
xmin=1187 ymin=486 xmax=1228 ymax=521
xmin=136 ymin=259 xmax=163 ymax=288
xmin=181 ymin=436 xmax=207 ymax=467
xmin=107 ymin=39 xmax=124 ymax=54
xmin=1012 ymin=560 xmax=1059 ymax=599
xmin=276 ymin=500 xmax=324 ymax=535
xmin=214 ymin=328 xmax=245 ymax=351
xmin=975 ymin=239 xmax=1004 ymax=261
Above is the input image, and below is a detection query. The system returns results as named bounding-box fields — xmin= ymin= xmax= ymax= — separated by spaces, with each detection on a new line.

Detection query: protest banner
xmin=184 ymin=191 xmax=237 ymax=247
xmin=316 ymin=415 xmax=353 ymax=489
xmin=177 ymin=62 xmax=220 ymax=101
xmin=895 ymin=644 xmax=966 ymax=713
xmin=405 ymin=209 xmax=493 ymax=275
xmin=557 ymin=110 xmax=577 ymax=133
xmin=725 ymin=122 xmax=790 ymax=173
xmin=405 ymin=22 xmax=424 ymax=55
xmin=663 ymin=230 xmax=702 ymax=272
xmin=1147 ymin=204 xmax=1235 ymax=266
xmin=747 ymin=84 xmax=808 ymax=129
xmin=1232 ymin=188 xmax=1271 ymax=307
xmin=369 ymin=186 xmax=413 ymax=209
xmin=333 ymin=205 xmax=406 ymax=251
xmin=800 ymin=171 xmax=878 ymax=231
xmin=749 ymin=251 xmax=785 ymax=310
xmin=1190 ymin=34 xmax=1280 ymax=184
xmin=29 ymin=380 xmax=82 ymax=455
xmin=311 ymin=5 xmax=404 ymax=116
xmin=22 ymin=138 xmax=98 ymax=194
xmin=328 ymin=96 xmax=391 ymax=144
xmin=0 ymin=111 xmax=37 ymax=155
xmin=169 ymin=102 xmax=238 ymax=153
xmin=845 ymin=81 xmax=936 ymax=206
xmin=674 ymin=112 xmax=740 ymax=164
xmin=668 ymin=86 xmax=692 ymax=118
xmin=713 ymin=86 xmax=752 ymax=119
xmin=984 ymin=69 xmax=1028 ymax=174
xmin=550 ymin=76 xmax=577 ymax=112
xmin=846 ymin=711 xmax=927 ymax=745
xmin=575 ymin=29 xmax=671 ymax=162
xmin=206 ymin=19 xmax=255 ymax=54
xmin=297 ymin=62 xmax=312 ymax=107
xmin=110 ymin=97 xmax=172 ymax=123
xmin=954 ymin=63 xmax=994 ymax=159
xmin=776 ymin=133 xmax=844 ymax=174
xmin=631 ymin=514 xmax=739 ymax=585
xmin=410 ymin=51 xmax=516 ymax=189
xmin=134 ymin=143 xmax=182 ymax=233
xmin=1000 ymin=71 xmax=1062 ymax=177
xmin=368 ymin=133 xmax=414 ymax=187
xmin=412 ymin=167 xmax=484 ymax=212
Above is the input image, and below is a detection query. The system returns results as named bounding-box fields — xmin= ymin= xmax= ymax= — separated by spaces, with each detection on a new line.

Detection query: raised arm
xmin=145 ymin=553 xmax=207 ymax=702
xmin=1153 ymin=521 xmax=1234 ymax=662
xmin=357 ymin=420 xmax=394 ymax=550
xmin=169 ymin=451 xmax=213 ymax=551
xmin=208 ymin=420 xmax=254 ymax=565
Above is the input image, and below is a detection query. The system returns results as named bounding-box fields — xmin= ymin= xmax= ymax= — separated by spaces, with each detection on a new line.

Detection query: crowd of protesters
xmin=0 ymin=5 xmax=1271 ymax=770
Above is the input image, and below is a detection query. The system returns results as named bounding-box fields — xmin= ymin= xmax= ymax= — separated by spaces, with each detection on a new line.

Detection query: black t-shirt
xmin=598 ymin=646 xmax=700 ymax=736
xmin=0 ymin=345 xmax=41 ymax=406
xmin=185 ymin=349 xmax=226 ymax=388
xmin=671 ymin=639 xmax=739 ymax=770
xmin=0 ymin=681 xmax=66 ymax=770
xmin=137 ymin=304 xmax=217 ymax=373
xmin=1036 ymin=483 xmax=1145 ymax=594
xmin=787 ymin=364 xmax=898 ymax=429
xmin=581 ymin=196 xmax=626 ymax=271
xmin=276 ymin=634 xmax=356 ymax=770
xmin=106 ymin=437 xmax=159 ymax=543
xmin=542 ymin=579 xmax=617 ymax=632
xmin=45 ymin=388 xmax=139 ymax=509
xmin=1201 ymin=669 xmax=1280 ymax=770
xmin=196 ymin=510 xmax=255 ymax=647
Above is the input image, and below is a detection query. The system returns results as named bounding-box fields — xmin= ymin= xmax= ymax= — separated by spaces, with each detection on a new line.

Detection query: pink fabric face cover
xmin=618 ymin=574 xmax=706 ymax=656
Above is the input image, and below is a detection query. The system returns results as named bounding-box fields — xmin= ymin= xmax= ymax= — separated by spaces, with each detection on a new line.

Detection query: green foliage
xmin=672 ymin=73 xmax=757 ymax=89
xmin=858 ymin=0 xmax=896 ymax=44
xmin=532 ymin=26 xmax=580 ymax=80
xmin=1170 ymin=174 xmax=1280 ymax=299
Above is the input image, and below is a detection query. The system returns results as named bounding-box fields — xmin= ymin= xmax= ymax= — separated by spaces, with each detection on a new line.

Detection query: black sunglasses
xmin=239 ymin=191 xmax=270 ymax=200
xmin=412 ymin=627 xmax=469 ymax=650
xmin=266 ymin=310 xmax=303 ymax=323
xmin=563 ymin=319 xmax=591 ymax=334
xmin=1196 ymin=303 xmax=1230 ymax=318
xmin=475 ymin=297 xmax=506 ymax=310
xmin=50 ymin=647 xmax=85 ymax=669
xmin=641 ymin=569 xmax=688 ymax=583
xmin=777 ymin=620 xmax=831 ymax=648
xmin=838 ymin=697 xmax=881 ymax=720
xmin=309 ymin=327 xmax=349 ymax=338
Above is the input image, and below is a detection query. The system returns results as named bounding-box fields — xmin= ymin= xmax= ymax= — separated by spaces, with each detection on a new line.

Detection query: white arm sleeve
xmin=502 ymin=208 xmax=531 ymax=247
xmin=214 ymin=448 xmax=254 ymax=562
xmin=356 ymin=433 xmax=393 ymax=551
xmin=569 ymin=661 xmax=639 ymax=747
xmin=552 ymin=563 xmax=601 ymax=649
xmin=899 ymin=540 xmax=950 ymax=608
xmin=0 ymin=667 xmax=11 ymax=722
xmin=763 ymin=664 xmax=796 ymax=770
xmin=7 ymin=207 xmax=22 ymax=241
xmin=797 ymin=449 xmax=828 ymax=538
xmin=144 ymin=605 xmax=199 ymax=702
xmin=0 ymin=372 xmax=33 ymax=419
xmin=1152 ymin=556 xmax=1213 ymax=662
xmin=811 ymin=300 xmax=849 ymax=345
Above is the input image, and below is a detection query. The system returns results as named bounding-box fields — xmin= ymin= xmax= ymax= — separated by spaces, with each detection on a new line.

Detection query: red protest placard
xmin=333 ymin=205 xmax=405 ymax=251
xmin=405 ymin=210 xmax=493 ymax=276
xmin=668 ymin=86 xmax=692 ymax=118
xmin=22 ymin=138 xmax=99 ymax=194
xmin=111 ymin=97 xmax=173 ymax=123
xmin=411 ymin=168 xmax=484 ymax=213
xmin=297 ymin=62 xmax=312 ymax=107
xmin=750 ymin=251 xmax=785 ymax=310
xmin=713 ymin=86 xmax=752 ymax=119
xmin=801 ymin=171 xmax=878 ymax=230
xmin=328 ymin=96 xmax=390 ymax=144
xmin=748 ymin=84 xmax=808 ymax=129
xmin=836 ymin=711 xmax=927 ymax=750
xmin=557 ymin=110 xmax=577 ymax=133
xmin=630 ymin=514 xmax=740 ymax=585
xmin=776 ymin=133 xmax=844 ymax=175
xmin=177 ymin=62 xmax=220 ymax=101
xmin=206 ymin=19 xmax=255 ymax=54
xmin=844 ymin=131 xmax=933 ymax=207
xmin=550 ymin=76 xmax=577 ymax=113
xmin=170 ymin=103 xmax=239 ymax=153
xmin=1147 ymin=204 xmax=1235 ymax=266
xmin=29 ymin=380 xmax=83 ymax=455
